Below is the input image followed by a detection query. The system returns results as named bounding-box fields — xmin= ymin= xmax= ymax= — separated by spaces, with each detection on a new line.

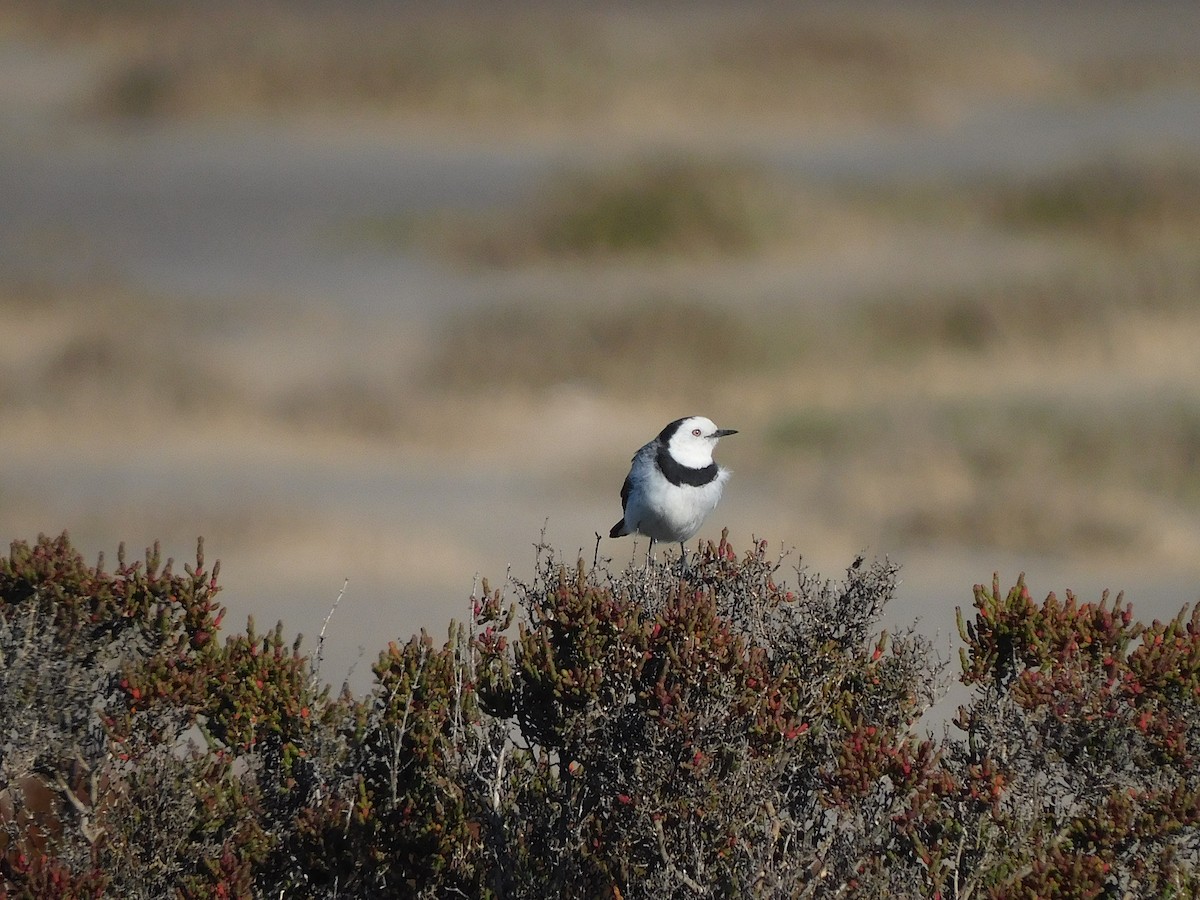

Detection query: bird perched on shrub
xmin=610 ymin=415 xmax=737 ymax=565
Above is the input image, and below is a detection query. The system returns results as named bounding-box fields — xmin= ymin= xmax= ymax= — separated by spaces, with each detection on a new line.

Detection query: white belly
xmin=625 ymin=468 xmax=729 ymax=544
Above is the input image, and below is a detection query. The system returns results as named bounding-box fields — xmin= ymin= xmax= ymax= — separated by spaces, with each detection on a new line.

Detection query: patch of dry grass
xmin=0 ymin=281 xmax=232 ymax=416
xmin=425 ymin=297 xmax=781 ymax=396
xmin=765 ymin=385 xmax=1200 ymax=558
xmin=968 ymin=159 xmax=1200 ymax=249
xmin=952 ymin=394 xmax=1200 ymax=500
xmin=825 ymin=157 xmax=1200 ymax=361
xmin=4 ymin=1 xmax=1157 ymax=135
xmin=854 ymin=260 xmax=1200 ymax=359
xmin=0 ymin=281 xmax=423 ymax=442
xmin=410 ymin=156 xmax=808 ymax=266
xmin=747 ymin=154 xmax=1200 ymax=557
xmin=865 ymin=158 xmax=1200 ymax=251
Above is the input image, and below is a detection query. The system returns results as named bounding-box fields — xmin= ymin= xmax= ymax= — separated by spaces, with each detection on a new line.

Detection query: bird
xmin=609 ymin=415 xmax=737 ymax=566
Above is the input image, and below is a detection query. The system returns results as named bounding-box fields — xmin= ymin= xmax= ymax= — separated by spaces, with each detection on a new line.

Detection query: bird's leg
xmin=645 ymin=538 xmax=656 ymax=569
xmin=678 ymin=541 xmax=689 ymax=574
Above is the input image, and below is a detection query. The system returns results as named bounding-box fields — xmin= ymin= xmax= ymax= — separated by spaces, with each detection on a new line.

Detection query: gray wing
xmin=619 ymin=440 xmax=657 ymax=513
xmin=610 ymin=452 xmax=639 ymax=538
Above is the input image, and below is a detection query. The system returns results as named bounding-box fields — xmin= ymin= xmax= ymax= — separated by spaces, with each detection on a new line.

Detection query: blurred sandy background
xmin=2 ymin=1 xmax=1199 ymax=689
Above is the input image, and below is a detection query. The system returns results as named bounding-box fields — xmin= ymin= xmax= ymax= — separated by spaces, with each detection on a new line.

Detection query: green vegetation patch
xmin=421 ymin=156 xmax=799 ymax=266
xmin=983 ymin=159 xmax=1200 ymax=242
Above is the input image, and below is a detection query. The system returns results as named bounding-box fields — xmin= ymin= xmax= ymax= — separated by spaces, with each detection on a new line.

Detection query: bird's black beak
xmin=713 ymin=429 xmax=738 ymax=438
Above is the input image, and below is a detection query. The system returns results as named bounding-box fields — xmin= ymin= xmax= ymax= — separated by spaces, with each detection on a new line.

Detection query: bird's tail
xmin=609 ymin=520 xmax=627 ymax=539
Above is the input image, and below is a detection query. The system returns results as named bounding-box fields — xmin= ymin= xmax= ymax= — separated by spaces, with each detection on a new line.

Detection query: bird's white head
xmin=661 ymin=415 xmax=738 ymax=469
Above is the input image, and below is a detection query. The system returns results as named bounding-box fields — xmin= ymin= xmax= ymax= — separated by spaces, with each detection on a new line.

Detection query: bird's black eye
xmin=692 ymin=428 xmax=702 ymax=437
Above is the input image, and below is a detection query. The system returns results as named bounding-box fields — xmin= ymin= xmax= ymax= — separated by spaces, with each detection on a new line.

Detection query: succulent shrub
xmin=2 ymin=531 xmax=1198 ymax=898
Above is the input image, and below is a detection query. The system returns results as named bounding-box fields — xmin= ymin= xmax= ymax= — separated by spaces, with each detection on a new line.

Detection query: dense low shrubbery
xmin=1 ymin=532 xmax=1198 ymax=898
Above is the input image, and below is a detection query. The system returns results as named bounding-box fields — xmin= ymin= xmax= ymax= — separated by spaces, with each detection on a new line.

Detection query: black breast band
xmin=656 ymin=446 xmax=718 ymax=487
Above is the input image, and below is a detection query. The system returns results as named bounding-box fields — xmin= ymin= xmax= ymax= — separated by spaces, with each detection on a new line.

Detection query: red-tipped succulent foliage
xmin=2 ymin=533 xmax=1198 ymax=897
